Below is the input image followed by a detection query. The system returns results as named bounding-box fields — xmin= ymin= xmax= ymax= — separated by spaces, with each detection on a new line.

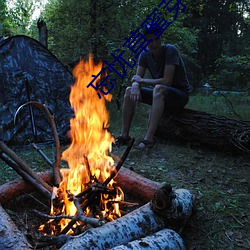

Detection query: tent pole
xmin=24 ymin=78 xmax=38 ymax=142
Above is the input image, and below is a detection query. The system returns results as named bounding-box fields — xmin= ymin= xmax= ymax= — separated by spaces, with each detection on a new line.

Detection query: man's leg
xmin=139 ymin=85 xmax=166 ymax=146
xmin=120 ymin=87 xmax=136 ymax=138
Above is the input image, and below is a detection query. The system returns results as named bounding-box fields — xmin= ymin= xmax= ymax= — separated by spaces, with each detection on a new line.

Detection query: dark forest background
xmin=1 ymin=0 xmax=250 ymax=93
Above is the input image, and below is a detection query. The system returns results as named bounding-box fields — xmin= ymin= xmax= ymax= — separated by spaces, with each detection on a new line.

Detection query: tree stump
xmin=37 ymin=19 xmax=48 ymax=47
xmin=155 ymin=108 xmax=250 ymax=154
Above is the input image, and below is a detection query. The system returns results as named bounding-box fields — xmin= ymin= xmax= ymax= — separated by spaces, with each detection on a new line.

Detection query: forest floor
xmin=0 ymin=94 xmax=249 ymax=249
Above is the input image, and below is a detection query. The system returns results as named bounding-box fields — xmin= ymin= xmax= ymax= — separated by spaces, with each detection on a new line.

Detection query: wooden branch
xmin=156 ymin=108 xmax=250 ymax=154
xmin=32 ymin=143 xmax=53 ymax=167
xmin=104 ymin=138 xmax=135 ymax=186
xmin=0 ymin=204 xmax=32 ymax=249
xmin=15 ymin=101 xmax=62 ymax=186
xmin=0 ymin=152 xmax=51 ymax=199
xmin=0 ymin=141 xmax=52 ymax=193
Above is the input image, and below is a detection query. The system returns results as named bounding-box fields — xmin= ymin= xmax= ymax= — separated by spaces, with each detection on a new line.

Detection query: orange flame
xmin=43 ymin=55 xmax=123 ymax=234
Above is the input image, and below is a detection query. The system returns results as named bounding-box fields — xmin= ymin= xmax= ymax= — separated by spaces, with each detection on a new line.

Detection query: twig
xmin=103 ymin=138 xmax=135 ymax=186
xmin=32 ymin=143 xmax=53 ymax=167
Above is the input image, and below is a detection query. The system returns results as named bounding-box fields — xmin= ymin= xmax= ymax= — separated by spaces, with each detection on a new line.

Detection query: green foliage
xmin=2 ymin=0 xmax=250 ymax=92
xmin=208 ymin=54 xmax=250 ymax=89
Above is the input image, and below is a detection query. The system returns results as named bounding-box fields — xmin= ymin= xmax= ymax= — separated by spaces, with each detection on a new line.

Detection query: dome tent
xmin=0 ymin=35 xmax=74 ymax=144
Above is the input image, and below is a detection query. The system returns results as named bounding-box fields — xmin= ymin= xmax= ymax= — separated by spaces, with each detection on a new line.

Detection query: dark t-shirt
xmin=138 ymin=44 xmax=191 ymax=91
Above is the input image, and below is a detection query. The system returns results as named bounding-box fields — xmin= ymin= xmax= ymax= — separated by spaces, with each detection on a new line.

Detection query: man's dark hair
xmin=142 ymin=23 xmax=162 ymax=36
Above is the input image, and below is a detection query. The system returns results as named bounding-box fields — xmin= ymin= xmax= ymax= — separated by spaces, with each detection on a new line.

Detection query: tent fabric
xmin=0 ymin=35 xmax=74 ymax=144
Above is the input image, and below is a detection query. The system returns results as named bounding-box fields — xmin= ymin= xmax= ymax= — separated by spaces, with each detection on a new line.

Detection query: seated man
xmin=116 ymin=25 xmax=191 ymax=148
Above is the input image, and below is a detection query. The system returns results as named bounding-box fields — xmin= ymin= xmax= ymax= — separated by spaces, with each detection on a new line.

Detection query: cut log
xmin=0 ymin=171 xmax=53 ymax=205
xmin=0 ymin=204 xmax=32 ymax=249
xmin=0 ymin=167 xmax=159 ymax=205
xmin=59 ymin=186 xmax=195 ymax=250
xmin=155 ymin=108 xmax=250 ymax=154
xmin=110 ymin=228 xmax=185 ymax=250
xmin=114 ymin=166 xmax=162 ymax=202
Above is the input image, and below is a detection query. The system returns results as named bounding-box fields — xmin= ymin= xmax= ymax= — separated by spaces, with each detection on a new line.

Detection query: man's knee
xmin=153 ymin=84 xmax=166 ymax=98
xmin=124 ymin=87 xmax=132 ymax=99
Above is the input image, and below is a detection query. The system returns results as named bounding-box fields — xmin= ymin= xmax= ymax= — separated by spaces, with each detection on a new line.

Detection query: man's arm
xmin=130 ymin=66 xmax=146 ymax=102
xmin=133 ymin=64 xmax=176 ymax=87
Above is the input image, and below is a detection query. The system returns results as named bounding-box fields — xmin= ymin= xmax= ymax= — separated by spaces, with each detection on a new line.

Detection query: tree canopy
xmin=1 ymin=0 xmax=249 ymax=91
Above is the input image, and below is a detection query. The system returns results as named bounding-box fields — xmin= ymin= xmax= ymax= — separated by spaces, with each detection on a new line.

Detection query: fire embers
xmin=39 ymin=176 xmax=124 ymax=236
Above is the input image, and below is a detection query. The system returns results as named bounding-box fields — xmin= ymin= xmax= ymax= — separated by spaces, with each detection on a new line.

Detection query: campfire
xmin=39 ymin=55 xmax=127 ymax=236
xmin=0 ymin=56 xmax=196 ymax=249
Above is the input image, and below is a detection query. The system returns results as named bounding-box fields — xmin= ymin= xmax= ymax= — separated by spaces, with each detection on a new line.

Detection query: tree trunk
xmin=0 ymin=204 xmax=32 ymax=249
xmin=155 ymin=108 xmax=250 ymax=154
xmin=37 ymin=19 xmax=48 ymax=47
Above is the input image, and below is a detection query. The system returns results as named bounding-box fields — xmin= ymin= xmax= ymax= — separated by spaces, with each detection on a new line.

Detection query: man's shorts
xmin=140 ymin=87 xmax=189 ymax=112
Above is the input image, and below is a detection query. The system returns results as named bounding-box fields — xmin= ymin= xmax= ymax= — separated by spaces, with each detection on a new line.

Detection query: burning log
xmin=156 ymin=108 xmax=250 ymax=154
xmin=59 ymin=185 xmax=195 ymax=250
xmin=0 ymin=204 xmax=32 ymax=249
xmin=110 ymin=228 xmax=185 ymax=250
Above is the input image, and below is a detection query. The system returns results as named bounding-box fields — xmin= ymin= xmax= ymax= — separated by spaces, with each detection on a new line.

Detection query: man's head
xmin=143 ymin=24 xmax=163 ymax=53
xmin=142 ymin=23 xmax=163 ymax=38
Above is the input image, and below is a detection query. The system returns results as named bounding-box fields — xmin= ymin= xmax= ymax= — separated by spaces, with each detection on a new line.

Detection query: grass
xmin=0 ymin=94 xmax=249 ymax=249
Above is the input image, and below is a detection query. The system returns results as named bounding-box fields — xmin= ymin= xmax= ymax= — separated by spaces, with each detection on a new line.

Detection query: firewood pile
xmin=0 ymin=139 xmax=196 ymax=250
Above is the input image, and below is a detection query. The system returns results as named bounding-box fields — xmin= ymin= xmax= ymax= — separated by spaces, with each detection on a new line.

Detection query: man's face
xmin=146 ymin=34 xmax=162 ymax=53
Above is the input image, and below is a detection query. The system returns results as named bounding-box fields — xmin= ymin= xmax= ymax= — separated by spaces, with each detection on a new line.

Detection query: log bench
xmin=155 ymin=108 xmax=250 ymax=154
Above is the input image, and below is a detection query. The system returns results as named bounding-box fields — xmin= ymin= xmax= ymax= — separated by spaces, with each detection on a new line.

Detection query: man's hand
xmin=130 ymin=82 xmax=141 ymax=102
xmin=131 ymin=75 xmax=142 ymax=83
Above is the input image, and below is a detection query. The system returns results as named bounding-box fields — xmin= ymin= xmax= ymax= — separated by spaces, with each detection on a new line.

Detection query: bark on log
xmin=59 ymin=187 xmax=195 ymax=250
xmin=110 ymin=228 xmax=185 ymax=250
xmin=115 ymin=167 xmax=162 ymax=202
xmin=0 ymin=171 xmax=53 ymax=205
xmin=155 ymin=108 xmax=250 ymax=154
xmin=0 ymin=204 xmax=32 ymax=249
